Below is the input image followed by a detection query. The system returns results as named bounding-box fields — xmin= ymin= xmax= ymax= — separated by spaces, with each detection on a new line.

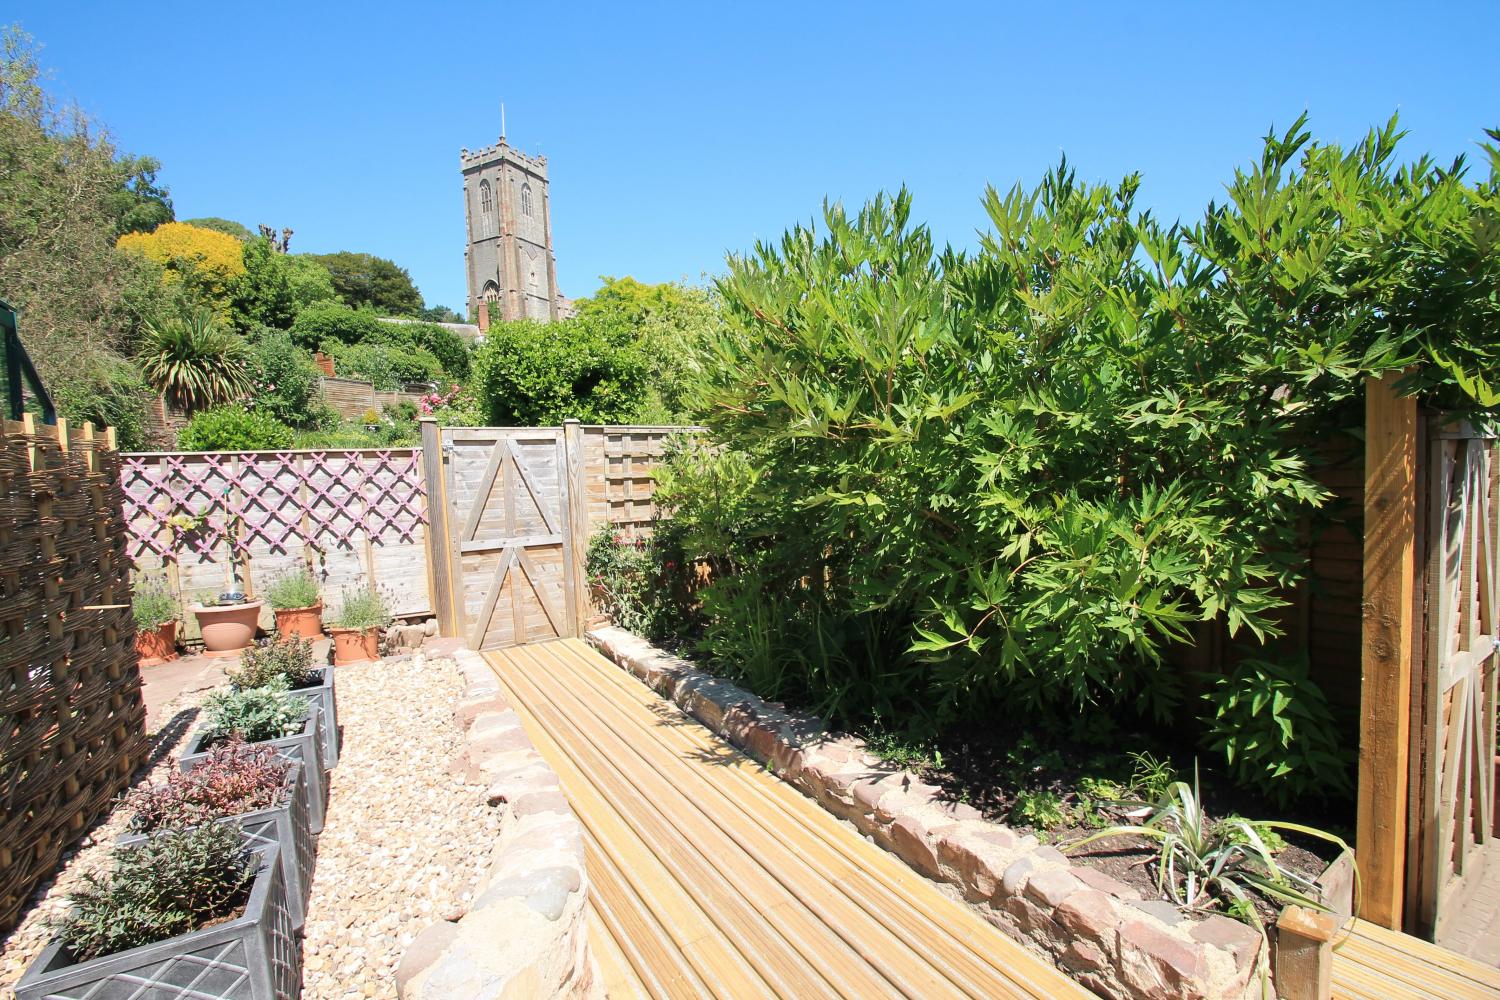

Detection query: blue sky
xmin=10 ymin=2 xmax=1499 ymax=313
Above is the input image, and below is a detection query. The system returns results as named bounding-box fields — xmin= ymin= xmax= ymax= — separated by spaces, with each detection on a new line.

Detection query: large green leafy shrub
xmin=246 ymin=328 xmax=331 ymax=428
xmin=660 ymin=115 xmax=1500 ymax=794
xmin=374 ymin=320 xmax=471 ymax=380
xmin=289 ymin=301 xmax=384 ymax=349
xmin=178 ymin=405 xmax=293 ymax=452
xmin=471 ymin=317 xmax=650 ymax=425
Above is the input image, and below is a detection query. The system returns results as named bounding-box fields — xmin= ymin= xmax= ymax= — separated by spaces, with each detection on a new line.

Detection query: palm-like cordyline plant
xmin=138 ymin=310 xmax=252 ymax=413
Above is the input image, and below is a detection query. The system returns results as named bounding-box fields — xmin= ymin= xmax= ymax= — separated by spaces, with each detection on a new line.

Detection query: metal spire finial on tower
xmin=500 ymin=102 xmax=506 ymax=142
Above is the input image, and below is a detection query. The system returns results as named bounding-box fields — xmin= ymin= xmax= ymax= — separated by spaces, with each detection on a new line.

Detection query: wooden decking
xmin=484 ymin=639 xmax=1089 ymax=999
xmin=1332 ymin=917 xmax=1500 ymax=999
xmin=485 ymin=639 xmax=1500 ymax=1000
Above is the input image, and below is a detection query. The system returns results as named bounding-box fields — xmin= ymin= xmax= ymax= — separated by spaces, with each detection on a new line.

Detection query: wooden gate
xmin=439 ymin=427 xmax=579 ymax=650
xmin=1412 ymin=422 xmax=1499 ymax=938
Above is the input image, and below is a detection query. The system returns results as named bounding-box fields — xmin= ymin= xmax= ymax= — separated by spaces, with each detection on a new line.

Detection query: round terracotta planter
xmin=274 ymin=601 xmax=324 ymax=641
xmin=190 ymin=600 xmax=264 ymax=656
xmin=135 ymin=620 xmax=179 ymax=666
xmin=330 ymin=626 xmax=380 ymax=665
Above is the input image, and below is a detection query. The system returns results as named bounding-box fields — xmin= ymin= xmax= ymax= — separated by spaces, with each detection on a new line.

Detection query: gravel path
xmin=0 ymin=650 xmax=501 ymax=1000
xmin=301 ymin=652 xmax=499 ymax=999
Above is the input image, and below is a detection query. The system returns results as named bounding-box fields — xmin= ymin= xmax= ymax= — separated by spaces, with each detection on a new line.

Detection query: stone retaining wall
xmin=588 ymin=627 xmax=1263 ymax=1000
xmin=397 ymin=648 xmax=597 ymax=999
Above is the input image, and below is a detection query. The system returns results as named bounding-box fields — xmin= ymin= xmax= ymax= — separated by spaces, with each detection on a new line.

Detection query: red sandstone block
xmin=1117 ymin=920 xmax=1208 ymax=1000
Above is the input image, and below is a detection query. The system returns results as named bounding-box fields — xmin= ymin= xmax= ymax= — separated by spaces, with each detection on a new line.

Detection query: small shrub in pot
xmin=328 ymin=587 xmax=391 ymax=665
xmin=200 ymin=678 xmax=306 ymax=747
xmin=132 ymin=578 xmax=179 ymax=666
xmin=125 ymin=738 xmax=291 ymax=833
xmin=265 ymin=570 xmax=323 ymax=640
xmin=230 ymin=637 xmax=341 ymax=768
xmin=50 ymin=824 xmax=256 ymax=964
xmin=229 ymin=638 xmax=318 ymax=691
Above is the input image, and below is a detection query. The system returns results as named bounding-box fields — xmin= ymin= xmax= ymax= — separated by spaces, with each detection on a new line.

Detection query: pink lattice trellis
xmin=120 ymin=449 xmax=428 ymax=566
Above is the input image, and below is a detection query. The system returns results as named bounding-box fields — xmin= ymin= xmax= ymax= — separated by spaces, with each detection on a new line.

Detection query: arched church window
xmin=521 ymin=183 xmax=534 ymax=217
xmin=478 ymin=180 xmax=494 ymax=237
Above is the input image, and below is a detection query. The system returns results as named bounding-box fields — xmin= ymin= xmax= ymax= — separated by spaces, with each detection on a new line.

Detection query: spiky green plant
xmin=138 ymin=309 xmax=253 ymax=412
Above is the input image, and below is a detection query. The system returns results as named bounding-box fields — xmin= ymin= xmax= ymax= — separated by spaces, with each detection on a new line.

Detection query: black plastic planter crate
xmin=287 ymin=666 xmax=339 ymax=768
xmin=180 ymin=705 xmax=327 ymax=834
xmin=16 ymin=843 xmax=301 ymax=1000
xmin=117 ymin=762 xmax=316 ymax=929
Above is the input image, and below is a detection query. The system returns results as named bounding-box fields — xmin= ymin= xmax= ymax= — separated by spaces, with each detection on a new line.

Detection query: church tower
xmin=461 ymin=133 xmax=564 ymax=322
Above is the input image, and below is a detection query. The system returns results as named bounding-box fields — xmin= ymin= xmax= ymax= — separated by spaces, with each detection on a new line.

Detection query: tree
xmin=117 ymin=221 xmax=246 ymax=314
xmin=572 ymin=275 xmax=721 ymax=419
xmin=183 ymin=217 xmax=253 ymax=240
xmin=305 ymin=251 xmax=422 ymax=315
xmin=471 ymin=317 xmax=650 ymax=425
xmin=289 ymin=301 xmax=384 ymax=349
xmin=105 ymin=154 xmax=173 ymax=235
xmin=418 ymin=304 xmax=464 ymax=324
xmin=374 ymin=320 xmax=470 ymax=380
xmin=138 ymin=309 xmax=253 ymax=412
xmin=0 ymin=25 xmax=164 ymax=449
xmin=229 ymin=236 xmax=296 ymax=331
xmin=283 ymin=255 xmax=339 ymax=310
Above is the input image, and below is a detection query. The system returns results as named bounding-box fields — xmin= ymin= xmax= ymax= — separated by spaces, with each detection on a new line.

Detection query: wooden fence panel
xmin=0 ymin=418 xmax=146 ymax=931
xmin=580 ymin=425 xmax=702 ymax=541
xmin=120 ymin=448 xmax=432 ymax=634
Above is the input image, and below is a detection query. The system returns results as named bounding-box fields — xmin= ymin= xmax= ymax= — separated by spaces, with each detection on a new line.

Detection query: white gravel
xmin=0 ymin=650 xmax=502 ymax=1000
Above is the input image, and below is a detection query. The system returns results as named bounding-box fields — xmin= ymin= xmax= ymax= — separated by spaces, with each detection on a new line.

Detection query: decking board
xmin=484 ymin=639 xmax=1088 ymax=999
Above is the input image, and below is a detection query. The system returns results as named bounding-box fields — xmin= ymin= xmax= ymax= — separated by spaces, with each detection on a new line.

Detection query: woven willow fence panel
xmin=0 ymin=418 xmax=146 ymax=932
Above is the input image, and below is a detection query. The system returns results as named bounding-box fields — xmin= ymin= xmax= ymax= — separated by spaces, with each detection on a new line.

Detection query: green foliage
xmin=1012 ymin=789 xmax=1070 ymax=829
xmin=201 ymin=676 xmax=304 ymax=744
xmin=264 ymin=569 xmax=320 ymax=611
xmin=1070 ymin=773 xmax=1354 ymax=979
xmin=471 ymin=317 xmax=650 ymax=426
xmin=104 ymin=154 xmax=173 ymax=236
xmin=574 ymin=275 xmax=722 ymax=420
xmin=656 ymin=116 xmax=1500 ymax=757
xmin=1200 ymin=657 xmax=1353 ymax=807
xmin=228 ymin=236 xmax=295 ymax=332
xmin=51 ymin=356 xmax=152 ymax=450
xmin=418 ymin=304 xmax=464 ymax=324
xmin=1128 ymin=751 xmax=1179 ymax=804
xmin=245 ymin=328 xmax=329 ymax=429
xmin=320 ymin=338 xmax=442 ymax=390
xmin=1 ymin=26 xmax=170 ymax=448
xmin=861 ymin=727 xmax=944 ymax=772
xmin=132 ymin=577 xmax=177 ymax=629
xmin=374 ymin=320 xmax=470 ymax=380
xmin=282 ymin=254 xmax=339 ymax=310
xmin=330 ymin=587 xmax=391 ymax=630
xmin=178 ymin=405 xmax=293 ymax=452
xmin=51 ymin=824 xmax=256 ymax=963
xmin=585 ymin=527 xmax=689 ymax=641
xmin=182 ymin=217 xmax=252 ymax=240
xmin=289 ymin=301 xmax=384 ymax=349
xmin=229 ymin=637 xmax=317 ymax=689
xmin=138 ymin=309 xmax=252 ymax=412
xmin=306 ymin=251 xmax=423 ymax=316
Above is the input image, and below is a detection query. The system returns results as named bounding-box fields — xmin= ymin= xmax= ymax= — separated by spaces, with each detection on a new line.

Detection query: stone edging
xmin=588 ymin=626 xmax=1262 ymax=1000
xmin=397 ymin=648 xmax=597 ymax=999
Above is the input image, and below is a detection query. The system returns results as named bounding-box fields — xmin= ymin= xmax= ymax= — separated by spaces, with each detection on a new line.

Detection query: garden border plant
xmin=229 ymin=638 xmax=340 ymax=768
xmin=132 ymin=576 xmax=179 ymax=666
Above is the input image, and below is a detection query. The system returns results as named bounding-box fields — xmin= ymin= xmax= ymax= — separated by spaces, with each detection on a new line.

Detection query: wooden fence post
xmin=1357 ymin=372 xmax=1419 ymax=928
xmin=563 ymin=419 xmax=589 ymax=636
xmin=420 ymin=419 xmax=457 ymax=636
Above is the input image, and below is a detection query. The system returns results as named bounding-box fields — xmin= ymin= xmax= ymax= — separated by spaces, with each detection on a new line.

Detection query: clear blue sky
xmin=10 ymin=2 xmax=1499 ymax=313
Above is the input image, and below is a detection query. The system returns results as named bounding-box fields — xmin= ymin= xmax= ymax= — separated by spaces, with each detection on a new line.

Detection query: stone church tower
xmin=460 ymin=135 xmax=566 ymax=322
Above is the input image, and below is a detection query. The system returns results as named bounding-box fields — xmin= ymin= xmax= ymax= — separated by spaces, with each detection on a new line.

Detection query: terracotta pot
xmin=190 ymin=600 xmax=264 ymax=655
xmin=135 ymin=620 xmax=179 ymax=666
xmin=274 ymin=601 xmax=324 ymax=641
xmin=330 ymin=626 xmax=380 ymax=665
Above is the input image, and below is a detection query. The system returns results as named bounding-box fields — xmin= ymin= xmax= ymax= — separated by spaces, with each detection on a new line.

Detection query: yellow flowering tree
xmin=117 ymin=221 xmax=245 ymax=310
